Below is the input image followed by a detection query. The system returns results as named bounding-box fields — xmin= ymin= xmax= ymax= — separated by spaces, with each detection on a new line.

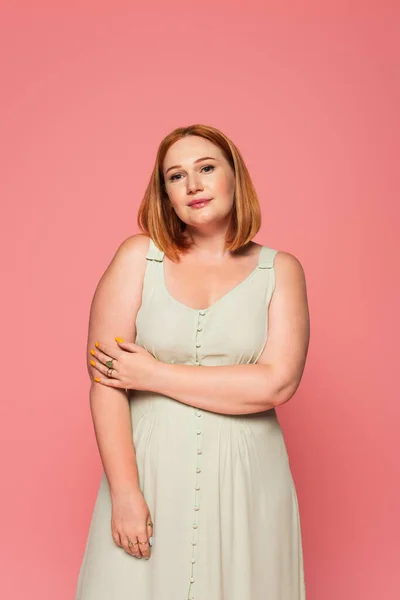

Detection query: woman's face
xmin=162 ymin=135 xmax=236 ymax=231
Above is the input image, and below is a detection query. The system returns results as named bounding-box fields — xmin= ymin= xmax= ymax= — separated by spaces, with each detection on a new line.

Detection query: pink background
xmin=1 ymin=1 xmax=399 ymax=598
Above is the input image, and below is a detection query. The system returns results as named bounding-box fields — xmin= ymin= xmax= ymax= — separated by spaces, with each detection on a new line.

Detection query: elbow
xmin=256 ymin=365 xmax=301 ymax=410
xmin=273 ymin=378 xmax=300 ymax=407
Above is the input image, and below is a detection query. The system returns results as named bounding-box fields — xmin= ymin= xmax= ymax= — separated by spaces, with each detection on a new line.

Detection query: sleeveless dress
xmin=75 ymin=238 xmax=306 ymax=600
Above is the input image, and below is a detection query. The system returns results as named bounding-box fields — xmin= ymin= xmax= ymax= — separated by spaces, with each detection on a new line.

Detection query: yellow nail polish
xmin=90 ymin=349 xmax=95 ymax=356
xmin=115 ymin=337 xmax=124 ymax=343
xmin=95 ymin=341 xmax=99 ymax=348
xmin=90 ymin=359 xmax=96 ymax=367
xmin=94 ymin=377 xmax=100 ymax=382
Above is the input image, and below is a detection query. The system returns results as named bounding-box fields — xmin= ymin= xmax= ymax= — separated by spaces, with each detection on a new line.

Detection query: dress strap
xmin=146 ymin=237 xmax=165 ymax=262
xmin=257 ymin=245 xmax=278 ymax=269
xmin=145 ymin=238 xmax=277 ymax=267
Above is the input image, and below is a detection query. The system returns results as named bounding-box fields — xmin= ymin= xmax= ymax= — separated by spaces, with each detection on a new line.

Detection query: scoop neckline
xmin=161 ymin=246 xmax=264 ymax=314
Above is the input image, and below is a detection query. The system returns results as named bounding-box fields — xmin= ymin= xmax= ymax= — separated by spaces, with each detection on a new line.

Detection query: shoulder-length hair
xmin=137 ymin=123 xmax=262 ymax=262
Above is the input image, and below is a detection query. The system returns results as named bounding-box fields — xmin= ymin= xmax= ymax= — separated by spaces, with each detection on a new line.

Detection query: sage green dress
xmin=75 ymin=237 xmax=306 ymax=600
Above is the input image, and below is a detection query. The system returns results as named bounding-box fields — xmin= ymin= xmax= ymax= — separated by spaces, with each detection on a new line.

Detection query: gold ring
xmin=147 ymin=520 xmax=153 ymax=527
xmin=127 ymin=537 xmax=138 ymax=548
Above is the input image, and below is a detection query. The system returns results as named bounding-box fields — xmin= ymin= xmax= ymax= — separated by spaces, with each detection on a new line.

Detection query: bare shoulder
xmin=95 ymin=233 xmax=150 ymax=282
xmin=112 ymin=233 xmax=151 ymax=264
xmin=91 ymin=233 xmax=151 ymax=305
xmin=252 ymin=243 xmax=307 ymax=288
xmin=269 ymin=249 xmax=309 ymax=352
xmin=86 ymin=234 xmax=151 ymax=377
xmin=91 ymin=233 xmax=153 ymax=305
xmin=257 ymin=248 xmax=310 ymax=404
xmin=273 ymin=249 xmax=307 ymax=285
xmin=269 ymin=249 xmax=309 ymax=318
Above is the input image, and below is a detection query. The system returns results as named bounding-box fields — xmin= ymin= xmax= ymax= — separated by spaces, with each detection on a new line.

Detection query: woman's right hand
xmin=110 ymin=489 xmax=153 ymax=559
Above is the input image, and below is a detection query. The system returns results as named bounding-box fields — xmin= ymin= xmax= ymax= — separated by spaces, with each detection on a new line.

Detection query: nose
xmin=186 ymin=171 xmax=203 ymax=194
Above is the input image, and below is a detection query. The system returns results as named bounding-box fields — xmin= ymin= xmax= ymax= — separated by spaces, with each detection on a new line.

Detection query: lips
xmin=188 ymin=198 xmax=212 ymax=207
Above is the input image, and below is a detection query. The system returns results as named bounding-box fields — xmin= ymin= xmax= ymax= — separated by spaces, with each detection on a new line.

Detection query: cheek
xmin=213 ymin=173 xmax=235 ymax=200
xmin=166 ymin=185 xmax=185 ymax=206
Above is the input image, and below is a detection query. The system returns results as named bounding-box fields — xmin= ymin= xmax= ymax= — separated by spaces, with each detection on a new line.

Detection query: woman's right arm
xmin=86 ymin=233 xmax=150 ymax=500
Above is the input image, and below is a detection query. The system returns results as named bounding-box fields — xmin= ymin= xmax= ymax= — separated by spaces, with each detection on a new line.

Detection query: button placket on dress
xmin=187 ymin=309 xmax=207 ymax=600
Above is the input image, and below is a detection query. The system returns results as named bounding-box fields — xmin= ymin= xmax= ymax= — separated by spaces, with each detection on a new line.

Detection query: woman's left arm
xmin=151 ymin=251 xmax=310 ymax=415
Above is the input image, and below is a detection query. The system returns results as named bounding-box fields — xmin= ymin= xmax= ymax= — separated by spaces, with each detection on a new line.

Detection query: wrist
xmin=110 ymin=485 xmax=143 ymax=502
xmin=149 ymin=360 xmax=171 ymax=394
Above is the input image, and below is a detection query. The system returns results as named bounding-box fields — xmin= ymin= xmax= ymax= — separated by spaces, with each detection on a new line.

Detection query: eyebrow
xmin=165 ymin=156 xmax=218 ymax=174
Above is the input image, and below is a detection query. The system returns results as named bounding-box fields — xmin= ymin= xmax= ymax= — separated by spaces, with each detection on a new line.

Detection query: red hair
xmin=137 ymin=124 xmax=262 ymax=261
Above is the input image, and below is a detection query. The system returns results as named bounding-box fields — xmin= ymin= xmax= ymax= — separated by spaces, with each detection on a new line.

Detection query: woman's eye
xmin=169 ymin=164 xmax=214 ymax=182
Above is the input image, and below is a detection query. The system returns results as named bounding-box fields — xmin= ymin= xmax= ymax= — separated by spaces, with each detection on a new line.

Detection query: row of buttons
xmin=194 ymin=310 xmax=206 ymax=367
xmin=186 ymin=311 xmax=207 ymax=600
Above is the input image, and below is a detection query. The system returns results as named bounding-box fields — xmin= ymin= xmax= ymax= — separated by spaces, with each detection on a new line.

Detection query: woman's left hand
xmin=89 ymin=338 xmax=158 ymax=390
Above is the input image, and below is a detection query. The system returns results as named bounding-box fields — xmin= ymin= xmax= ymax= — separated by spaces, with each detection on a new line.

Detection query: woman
xmin=75 ymin=124 xmax=310 ymax=599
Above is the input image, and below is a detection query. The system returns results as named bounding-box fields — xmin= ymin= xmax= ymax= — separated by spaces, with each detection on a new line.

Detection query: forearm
xmin=89 ymin=383 xmax=140 ymax=499
xmin=150 ymin=362 xmax=289 ymax=415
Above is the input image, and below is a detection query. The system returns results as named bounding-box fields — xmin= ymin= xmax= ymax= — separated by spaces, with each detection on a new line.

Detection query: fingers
xmin=112 ymin=517 xmax=154 ymax=559
xmin=112 ymin=529 xmax=122 ymax=548
xmin=125 ymin=536 xmax=142 ymax=559
xmin=93 ymin=342 xmax=119 ymax=360
xmin=147 ymin=519 xmax=154 ymax=549
xmin=140 ymin=516 xmax=154 ymax=558
xmin=90 ymin=350 xmax=120 ymax=375
xmin=136 ymin=520 xmax=151 ymax=559
xmin=115 ymin=339 xmax=139 ymax=352
xmin=137 ymin=536 xmax=151 ymax=559
xmin=95 ymin=361 xmax=120 ymax=379
xmin=123 ymin=525 xmax=152 ymax=559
